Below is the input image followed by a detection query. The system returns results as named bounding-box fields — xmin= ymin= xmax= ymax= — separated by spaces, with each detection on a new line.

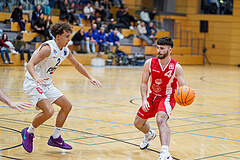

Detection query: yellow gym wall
xmin=168 ymin=0 xmax=239 ymax=65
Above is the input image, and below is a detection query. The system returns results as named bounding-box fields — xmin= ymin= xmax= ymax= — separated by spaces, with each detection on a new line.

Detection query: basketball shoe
xmin=21 ymin=127 xmax=34 ymax=153
xmin=158 ymin=151 xmax=173 ymax=160
xmin=47 ymin=136 xmax=72 ymax=149
xmin=140 ymin=130 xmax=156 ymax=149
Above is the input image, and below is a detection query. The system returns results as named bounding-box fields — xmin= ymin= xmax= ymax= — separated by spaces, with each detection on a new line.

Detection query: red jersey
xmin=149 ymin=57 xmax=178 ymax=96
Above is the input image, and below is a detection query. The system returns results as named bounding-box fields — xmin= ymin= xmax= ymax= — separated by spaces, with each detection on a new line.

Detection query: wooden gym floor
xmin=0 ymin=65 xmax=239 ymax=160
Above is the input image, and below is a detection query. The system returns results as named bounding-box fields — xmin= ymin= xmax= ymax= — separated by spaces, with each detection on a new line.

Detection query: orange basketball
xmin=174 ymin=86 xmax=195 ymax=106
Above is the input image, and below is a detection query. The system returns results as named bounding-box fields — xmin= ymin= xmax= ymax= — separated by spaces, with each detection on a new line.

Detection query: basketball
xmin=174 ymin=86 xmax=195 ymax=106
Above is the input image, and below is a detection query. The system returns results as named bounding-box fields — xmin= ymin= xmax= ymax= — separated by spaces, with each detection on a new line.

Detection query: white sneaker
xmin=24 ymin=61 xmax=27 ymax=66
xmin=140 ymin=130 xmax=156 ymax=149
xmin=72 ymin=50 xmax=77 ymax=54
xmin=10 ymin=49 xmax=19 ymax=54
xmin=158 ymin=151 xmax=173 ymax=160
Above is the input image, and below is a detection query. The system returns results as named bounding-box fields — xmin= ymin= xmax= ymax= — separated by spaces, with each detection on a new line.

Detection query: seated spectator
xmin=84 ymin=29 xmax=96 ymax=53
xmin=102 ymin=0 xmax=111 ymax=20
xmin=35 ymin=0 xmax=51 ymax=15
xmin=91 ymin=23 xmax=99 ymax=45
xmin=94 ymin=0 xmax=106 ymax=21
xmin=83 ymin=2 xmax=94 ymax=25
xmin=11 ymin=4 xmax=27 ymax=32
xmin=97 ymin=27 xmax=107 ymax=55
xmin=45 ymin=15 xmax=54 ymax=40
xmin=140 ymin=7 xmax=150 ymax=24
xmin=0 ymin=33 xmax=14 ymax=64
xmin=137 ymin=21 xmax=153 ymax=46
xmin=31 ymin=4 xmax=43 ymax=30
xmin=59 ymin=0 xmax=68 ymax=20
xmin=123 ymin=7 xmax=137 ymax=29
xmin=34 ymin=13 xmax=52 ymax=41
xmin=149 ymin=8 xmax=157 ymax=21
xmin=147 ymin=21 xmax=157 ymax=43
xmin=95 ymin=17 xmax=102 ymax=30
xmin=67 ymin=2 xmax=79 ymax=25
xmin=72 ymin=28 xmax=86 ymax=53
xmin=12 ymin=35 xmax=32 ymax=66
xmin=107 ymin=18 xmax=116 ymax=33
xmin=20 ymin=0 xmax=32 ymax=10
xmin=0 ymin=0 xmax=12 ymax=12
xmin=106 ymin=30 xmax=120 ymax=53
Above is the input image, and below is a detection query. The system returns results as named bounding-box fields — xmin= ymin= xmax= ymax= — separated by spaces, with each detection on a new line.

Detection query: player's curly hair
xmin=50 ymin=21 xmax=72 ymax=38
xmin=157 ymin=37 xmax=173 ymax=48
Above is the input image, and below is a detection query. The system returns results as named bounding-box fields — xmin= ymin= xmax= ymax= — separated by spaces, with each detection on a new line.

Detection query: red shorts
xmin=137 ymin=93 xmax=176 ymax=119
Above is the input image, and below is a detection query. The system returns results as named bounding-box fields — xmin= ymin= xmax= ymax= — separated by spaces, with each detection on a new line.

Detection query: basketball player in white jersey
xmin=134 ymin=37 xmax=186 ymax=160
xmin=21 ymin=22 xmax=102 ymax=153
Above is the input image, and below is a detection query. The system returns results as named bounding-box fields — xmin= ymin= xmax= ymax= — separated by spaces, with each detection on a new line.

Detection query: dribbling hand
xmin=142 ymin=100 xmax=150 ymax=112
xmin=35 ymin=78 xmax=49 ymax=85
xmin=90 ymin=78 xmax=102 ymax=87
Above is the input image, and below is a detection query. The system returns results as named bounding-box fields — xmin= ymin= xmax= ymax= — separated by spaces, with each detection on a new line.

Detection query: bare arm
xmin=67 ymin=51 xmax=102 ymax=87
xmin=0 ymin=89 xmax=31 ymax=112
xmin=140 ymin=59 xmax=151 ymax=112
xmin=175 ymin=63 xmax=185 ymax=87
xmin=26 ymin=45 xmax=51 ymax=85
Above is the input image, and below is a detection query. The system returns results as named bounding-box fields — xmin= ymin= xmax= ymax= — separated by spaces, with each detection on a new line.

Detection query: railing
xmin=180 ymin=30 xmax=192 ymax=47
xmin=191 ymin=38 xmax=204 ymax=55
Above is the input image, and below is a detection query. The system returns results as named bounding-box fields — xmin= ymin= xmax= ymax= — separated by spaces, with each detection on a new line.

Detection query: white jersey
xmin=25 ymin=40 xmax=70 ymax=85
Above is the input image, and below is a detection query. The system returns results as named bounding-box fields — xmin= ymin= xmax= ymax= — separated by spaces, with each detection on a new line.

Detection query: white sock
xmin=52 ymin=126 xmax=62 ymax=139
xmin=161 ymin=145 xmax=169 ymax=152
xmin=27 ymin=124 xmax=36 ymax=133
xmin=145 ymin=130 xmax=152 ymax=137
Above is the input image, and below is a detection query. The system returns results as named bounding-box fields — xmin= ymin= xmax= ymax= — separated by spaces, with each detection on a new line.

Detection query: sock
xmin=161 ymin=145 xmax=169 ymax=152
xmin=145 ymin=130 xmax=152 ymax=137
xmin=27 ymin=124 xmax=36 ymax=133
xmin=52 ymin=126 xmax=62 ymax=139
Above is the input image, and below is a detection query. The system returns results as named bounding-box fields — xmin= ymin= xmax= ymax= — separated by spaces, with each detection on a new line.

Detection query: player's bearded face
xmin=157 ymin=45 xmax=170 ymax=59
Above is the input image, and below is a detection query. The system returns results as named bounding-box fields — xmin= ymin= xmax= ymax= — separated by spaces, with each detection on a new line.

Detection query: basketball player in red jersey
xmin=134 ymin=37 xmax=185 ymax=160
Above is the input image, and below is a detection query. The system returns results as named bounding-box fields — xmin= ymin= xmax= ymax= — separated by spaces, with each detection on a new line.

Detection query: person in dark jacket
xmin=11 ymin=4 xmax=27 ymax=32
xmin=147 ymin=21 xmax=157 ymax=43
xmin=34 ymin=13 xmax=51 ymax=41
xmin=72 ymin=28 xmax=86 ymax=52
xmin=31 ymin=4 xmax=43 ymax=29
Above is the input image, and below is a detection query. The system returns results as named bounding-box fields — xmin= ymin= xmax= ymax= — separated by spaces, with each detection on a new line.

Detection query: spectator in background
xmin=116 ymin=6 xmax=130 ymax=29
xmin=35 ymin=0 xmax=51 ymax=15
xmin=83 ymin=2 xmax=94 ymax=25
xmin=12 ymin=34 xmax=32 ymax=66
xmin=106 ymin=30 xmax=120 ymax=53
xmin=59 ymin=0 xmax=68 ymax=20
xmin=49 ymin=0 xmax=56 ymax=8
xmin=91 ymin=23 xmax=99 ymax=44
xmin=107 ymin=18 xmax=116 ymax=33
xmin=0 ymin=33 xmax=14 ymax=64
xmin=67 ymin=2 xmax=79 ymax=25
xmin=72 ymin=28 xmax=86 ymax=53
xmin=123 ymin=7 xmax=137 ymax=29
xmin=11 ymin=4 xmax=27 ymax=32
xmin=95 ymin=17 xmax=102 ymax=30
xmin=1 ymin=33 xmax=18 ymax=54
xmin=34 ymin=13 xmax=52 ymax=41
xmin=137 ymin=21 xmax=153 ymax=46
xmin=140 ymin=7 xmax=150 ymax=24
xmin=97 ymin=27 xmax=107 ymax=55
xmin=149 ymin=8 xmax=157 ymax=21
xmin=147 ymin=21 xmax=157 ymax=44
xmin=20 ymin=0 xmax=32 ymax=10
xmin=0 ymin=0 xmax=12 ymax=12
xmin=102 ymin=0 xmax=111 ymax=20
xmin=85 ymin=29 xmax=96 ymax=53
xmin=94 ymin=0 xmax=106 ymax=21
xmin=45 ymin=15 xmax=54 ymax=40
xmin=31 ymin=4 xmax=43 ymax=30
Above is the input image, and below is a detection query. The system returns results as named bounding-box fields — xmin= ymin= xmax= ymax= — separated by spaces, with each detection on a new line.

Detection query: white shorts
xmin=23 ymin=77 xmax=63 ymax=110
